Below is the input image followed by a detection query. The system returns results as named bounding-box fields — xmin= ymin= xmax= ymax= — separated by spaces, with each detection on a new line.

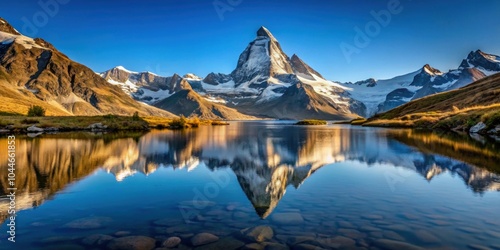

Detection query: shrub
xmin=189 ymin=117 xmax=200 ymax=128
xmin=27 ymin=105 xmax=45 ymax=117
xmin=295 ymin=119 xmax=328 ymax=125
xmin=169 ymin=115 xmax=188 ymax=129
xmin=21 ymin=119 xmax=39 ymax=124
xmin=482 ymin=111 xmax=500 ymax=127
xmin=132 ymin=111 xmax=141 ymax=121
xmin=103 ymin=114 xmax=117 ymax=119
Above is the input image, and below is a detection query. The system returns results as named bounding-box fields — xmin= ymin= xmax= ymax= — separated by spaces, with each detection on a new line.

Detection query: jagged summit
xmin=0 ymin=17 xmax=21 ymax=35
xmin=460 ymin=50 xmax=500 ymax=71
xmin=230 ymin=26 xmax=294 ymax=86
xmin=422 ymin=64 xmax=442 ymax=75
xmin=256 ymin=26 xmax=277 ymax=41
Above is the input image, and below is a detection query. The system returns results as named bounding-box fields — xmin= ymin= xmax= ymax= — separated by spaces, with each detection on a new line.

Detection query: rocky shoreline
xmin=30 ymin=200 xmax=497 ymax=250
xmin=0 ymin=122 xmax=150 ymax=136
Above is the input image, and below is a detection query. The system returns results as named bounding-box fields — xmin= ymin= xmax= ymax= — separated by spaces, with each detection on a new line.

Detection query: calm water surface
xmin=0 ymin=122 xmax=499 ymax=250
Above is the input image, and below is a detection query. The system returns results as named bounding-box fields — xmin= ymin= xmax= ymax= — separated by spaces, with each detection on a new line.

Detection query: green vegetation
xmin=168 ymin=115 xmax=200 ymax=129
xmin=295 ymin=119 xmax=327 ymax=125
xmin=27 ymin=105 xmax=46 ymax=117
xmin=132 ymin=111 xmax=141 ymax=121
xmin=0 ymin=115 xmax=149 ymax=132
xmin=20 ymin=118 xmax=40 ymax=124
xmin=143 ymin=115 xmax=228 ymax=129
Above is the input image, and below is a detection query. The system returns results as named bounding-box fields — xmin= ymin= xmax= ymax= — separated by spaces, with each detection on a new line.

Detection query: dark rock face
xmin=410 ymin=65 xmax=442 ymax=87
xmin=343 ymin=78 xmax=377 ymax=87
xmin=251 ymin=83 xmax=357 ymax=120
xmin=463 ymin=50 xmax=500 ymax=71
xmin=290 ymin=54 xmax=324 ymax=79
xmin=203 ymin=72 xmax=232 ymax=85
xmin=378 ymin=88 xmax=415 ymax=113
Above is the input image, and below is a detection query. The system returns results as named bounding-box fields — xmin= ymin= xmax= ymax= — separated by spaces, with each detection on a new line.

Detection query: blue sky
xmin=2 ymin=0 xmax=500 ymax=82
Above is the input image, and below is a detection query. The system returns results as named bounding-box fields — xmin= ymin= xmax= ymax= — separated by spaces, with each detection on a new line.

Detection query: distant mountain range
xmin=1 ymin=16 xmax=499 ymax=119
xmin=345 ymin=51 xmax=500 ymax=116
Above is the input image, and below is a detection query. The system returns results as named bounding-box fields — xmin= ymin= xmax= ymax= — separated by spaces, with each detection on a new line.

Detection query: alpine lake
xmin=1 ymin=121 xmax=499 ymax=250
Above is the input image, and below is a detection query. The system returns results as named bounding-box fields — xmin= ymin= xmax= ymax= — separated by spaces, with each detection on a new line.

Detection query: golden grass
xmin=0 ymin=115 xmax=149 ymax=131
xmin=364 ymin=104 xmax=500 ymax=130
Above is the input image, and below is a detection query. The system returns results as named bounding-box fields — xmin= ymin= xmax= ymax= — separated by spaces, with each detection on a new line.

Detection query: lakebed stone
xmin=162 ymin=236 xmax=182 ymax=248
xmin=81 ymin=234 xmax=114 ymax=246
xmin=242 ymin=225 xmax=274 ymax=243
xmin=373 ymin=239 xmax=424 ymax=250
xmin=190 ymin=233 xmax=219 ymax=246
xmin=194 ymin=237 xmax=245 ymax=250
xmin=62 ymin=216 xmax=112 ymax=230
xmin=107 ymin=236 xmax=156 ymax=250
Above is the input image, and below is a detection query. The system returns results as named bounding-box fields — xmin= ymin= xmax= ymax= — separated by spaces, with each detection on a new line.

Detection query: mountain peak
xmin=257 ymin=26 xmax=276 ymax=40
xmin=0 ymin=17 xmax=21 ymax=35
xmin=110 ymin=66 xmax=139 ymax=74
xmin=461 ymin=50 xmax=500 ymax=71
xmin=422 ymin=64 xmax=442 ymax=75
xmin=290 ymin=54 xmax=324 ymax=79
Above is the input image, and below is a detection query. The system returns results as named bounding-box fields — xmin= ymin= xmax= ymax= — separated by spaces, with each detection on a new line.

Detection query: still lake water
xmin=0 ymin=121 xmax=499 ymax=250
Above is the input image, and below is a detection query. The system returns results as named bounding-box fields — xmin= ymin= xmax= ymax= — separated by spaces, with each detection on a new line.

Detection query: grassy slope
xmin=363 ymin=72 xmax=500 ymax=130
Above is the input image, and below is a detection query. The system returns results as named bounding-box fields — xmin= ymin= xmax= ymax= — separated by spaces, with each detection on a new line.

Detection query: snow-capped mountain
xmin=100 ymin=66 xmax=191 ymax=104
xmin=102 ymin=27 xmax=364 ymax=120
xmin=341 ymin=50 xmax=500 ymax=117
xmin=100 ymin=26 xmax=499 ymax=119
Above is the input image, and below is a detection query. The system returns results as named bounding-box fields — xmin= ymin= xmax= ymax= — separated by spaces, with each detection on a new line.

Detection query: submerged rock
xmin=373 ymin=239 xmax=424 ymax=250
xmin=62 ymin=216 xmax=112 ymax=229
xmin=162 ymin=236 xmax=181 ymax=248
xmin=106 ymin=236 xmax=156 ymax=250
xmin=194 ymin=237 xmax=245 ymax=250
xmin=190 ymin=233 xmax=219 ymax=246
xmin=81 ymin=234 xmax=114 ymax=246
xmin=242 ymin=225 xmax=274 ymax=243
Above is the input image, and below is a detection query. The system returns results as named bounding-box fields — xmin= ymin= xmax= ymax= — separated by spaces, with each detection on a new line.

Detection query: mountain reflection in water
xmin=1 ymin=122 xmax=499 ymax=223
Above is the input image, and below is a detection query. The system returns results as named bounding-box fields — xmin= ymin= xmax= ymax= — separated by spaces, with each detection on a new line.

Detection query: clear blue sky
xmin=2 ymin=0 xmax=500 ymax=82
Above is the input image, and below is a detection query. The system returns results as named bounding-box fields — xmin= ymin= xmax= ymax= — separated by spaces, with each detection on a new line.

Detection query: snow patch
xmin=115 ymin=66 xmax=138 ymax=74
xmin=204 ymin=96 xmax=227 ymax=104
xmin=340 ymin=70 xmax=420 ymax=116
xmin=0 ymin=31 xmax=45 ymax=50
